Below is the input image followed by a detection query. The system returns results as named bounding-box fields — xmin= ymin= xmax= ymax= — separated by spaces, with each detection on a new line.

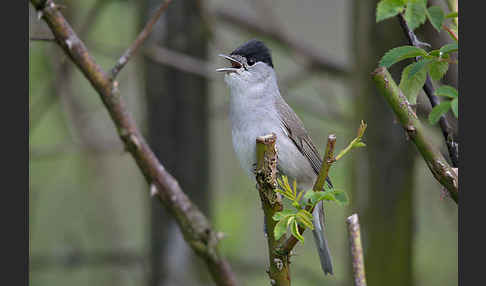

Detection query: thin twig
xmin=346 ymin=214 xmax=367 ymax=286
xmin=442 ymin=24 xmax=458 ymax=41
xmin=29 ymin=1 xmax=237 ymax=285
xmin=109 ymin=0 xmax=172 ymax=80
xmin=372 ymin=67 xmax=458 ymax=203
xmin=397 ymin=13 xmax=458 ymax=167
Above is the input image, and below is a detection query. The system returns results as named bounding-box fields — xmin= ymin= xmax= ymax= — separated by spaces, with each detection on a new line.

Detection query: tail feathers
xmin=312 ymin=201 xmax=333 ymax=275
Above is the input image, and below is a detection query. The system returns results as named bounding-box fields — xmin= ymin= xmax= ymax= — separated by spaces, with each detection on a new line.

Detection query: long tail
xmin=312 ymin=200 xmax=334 ymax=275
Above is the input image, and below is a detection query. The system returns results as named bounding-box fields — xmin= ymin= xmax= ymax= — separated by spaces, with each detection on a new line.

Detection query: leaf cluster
xmin=272 ymin=176 xmax=349 ymax=243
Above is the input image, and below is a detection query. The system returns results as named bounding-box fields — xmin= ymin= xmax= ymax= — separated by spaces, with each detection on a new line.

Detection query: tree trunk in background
xmin=351 ymin=1 xmax=415 ymax=286
xmin=141 ymin=1 xmax=210 ymax=285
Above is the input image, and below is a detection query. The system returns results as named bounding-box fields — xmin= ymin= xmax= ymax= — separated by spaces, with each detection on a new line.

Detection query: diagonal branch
xmin=397 ymin=14 xmax=458 ymax=167
xmin=372 ymin=67 xmax=458 ymax=203
xmin=29 ymin=1 xmax=237 ymax=285
xmin=109 ymin=0 xmax=172 ymax=80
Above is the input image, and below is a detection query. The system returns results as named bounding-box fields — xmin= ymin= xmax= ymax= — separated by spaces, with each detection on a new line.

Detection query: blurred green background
xmin=29 ymin=0 xmax=457 ymax=285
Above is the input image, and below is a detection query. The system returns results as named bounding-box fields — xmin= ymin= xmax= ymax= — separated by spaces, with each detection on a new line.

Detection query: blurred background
xmin=29 ymin=0 xmax=458 ymax=285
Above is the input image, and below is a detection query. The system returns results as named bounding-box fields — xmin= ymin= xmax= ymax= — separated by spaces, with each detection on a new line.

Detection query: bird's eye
xmin=247 ymin=58 xmax=255 ymax=66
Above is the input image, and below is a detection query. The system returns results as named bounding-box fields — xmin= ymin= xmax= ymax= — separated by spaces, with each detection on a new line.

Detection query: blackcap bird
xmin=216 ymin=39 xmax=334 ymax=275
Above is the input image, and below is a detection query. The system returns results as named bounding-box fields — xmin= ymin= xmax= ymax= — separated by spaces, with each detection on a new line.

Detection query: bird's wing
xmin=275 ymin=98 xmax=323 ymax=176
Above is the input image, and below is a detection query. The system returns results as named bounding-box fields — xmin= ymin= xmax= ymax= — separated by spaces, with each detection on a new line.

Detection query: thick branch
xmin=397 ymin=14 xmax=458 ymax=167
xmin=372 ymin=67 xmax=458 ymax=203
xmin=279 ymin=134 xmax=336 ymax=255
xmin=255 ymin=134 xmax=290 ymax=286
xmin=213 ymin=8 xmax=349 ymax=77
xmin=346 ymin=214 xmax=367 ymax=286
xmin=29 ymin=1 xmax=237 ymax=285
xmin=109 ymin=0 xmax=172 ymax=80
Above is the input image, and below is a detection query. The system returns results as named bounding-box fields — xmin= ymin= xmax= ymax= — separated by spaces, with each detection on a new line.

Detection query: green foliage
xmin=427 ymin=60 xmax=449 ymax=81
xmin=428 ymin=101 xmax=451 ymax=124
xmin=379 ymin=46 xmax=427 ymax=68
xmin=404 ymin=0 xmax=427 ymax=31
xmin=399 ymin=62 xmax=427 ymax=104
xmin=426 ymin=6 xmax=445 ymax=32
xmin=376 ymin=0 xmax=406 ymax=22
xmin=427 ymin=85 xmax=458 ymax=123
xmin=272 ymin=176 xmax=350 ymax=242
xmin=439 ymin=43 xmax=458 ymax=54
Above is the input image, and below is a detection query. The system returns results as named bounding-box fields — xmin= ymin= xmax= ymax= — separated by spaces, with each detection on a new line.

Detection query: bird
xmin=216 ymin=39 xmax=334 ymax=275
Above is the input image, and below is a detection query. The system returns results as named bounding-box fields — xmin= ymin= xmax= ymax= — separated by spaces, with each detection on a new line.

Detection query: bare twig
xmin=29 ymin=1 xmax=237 ymax=285
xmin=213 ymin=8 xmax=350 ymax=77
xmin=255 ymin=134 xmax=290 ymax=286
xmin=109 ymin=0 xmax=172 ymax=80
xmin=397 ymin=14 xmax=458 ymax=167
xmin=372 ymin=67 xmax=458 ymax=203
xmin=346 ymin=214 xmax=367 ymax=286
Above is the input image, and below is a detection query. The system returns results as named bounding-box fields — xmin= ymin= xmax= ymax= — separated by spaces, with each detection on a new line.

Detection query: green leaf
xmin=408 ymin=58 xmax=432 ymax=79
xmin=404 ymin=0 xmax=427 ymax=31
xmin=296 ymin=210 xmax=314 ymax=230
xmin=439 ymin=43 xmax=458 ymax=55
xmin=274 ymin=218 xmax=289 ymax=240
xmin=376 ymin=0 xmax=406 ymax=22
xmin=333 ymin=190 xmax=350 ymax=206
xmin=379 ymin=46 xmax=427 ymax=67
xmin=445 ymin=12 xmax=458 ymax=19
xmin=290 ymin=220 xmax=304 ymax=243
xmin=428 ymin=60 xmax=449 ymax=81
xmin=273 ymin=210 xmax=297 ymax=221
xmin=426 ymin=6 xmax=445 ymax=32
xmin=399 ymin=62 xmax=427 ymax=104
xmin=451 ymin=98 xmax=458 ymax=118
xmin=428 ymin=101 xmax=451 ymax=125
xmin=435 ymin=85 xmax=458 ymax=98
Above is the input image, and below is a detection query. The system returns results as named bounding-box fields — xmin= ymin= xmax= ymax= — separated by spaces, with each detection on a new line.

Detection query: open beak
xmin=216 ymin=54 xmax=243 ymax=73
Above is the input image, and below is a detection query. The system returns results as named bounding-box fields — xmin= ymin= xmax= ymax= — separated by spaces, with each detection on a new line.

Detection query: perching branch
xmin=29 ymin=1 xmax=237 ymax=285
xmin=255 ymin=134 xmax=291 ymax=286
xmin=346 ymin=214 xmax=367 ymax=286
xmin=372 ymin=67 xmax=458 ymax=203
xmin=397 ymin=14 xmax=458 ymax=167
xmin=213 ymin=8 xmax=350 ymax=77
xmin=109 ymin=0 xmax=172 ymax=80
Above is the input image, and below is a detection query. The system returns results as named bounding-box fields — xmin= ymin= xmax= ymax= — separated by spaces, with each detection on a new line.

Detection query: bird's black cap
xmin=230 ymin=39 xmax=274 ymax=68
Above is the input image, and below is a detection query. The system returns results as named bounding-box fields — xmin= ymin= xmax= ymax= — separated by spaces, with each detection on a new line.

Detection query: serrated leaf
xmin=428 ymin=60 xmax=449 ymax=81
xmin=376 ymin=0 xmax=406 ymax=22
xmin=274 ymin=218 xmax=288 ymax=240
xmin=439 ymin=43 xmax=458 ymax=55
xmin=428 ymin=101 xmax=451 ymax=125
xmin=408 ymin=58 xmax=433 ymax=79
xmin=399 ymin=62 xmax=427 ymax=104
xmin=435 ymin=85 xmax=458 ymax=98
xmin=451 ymin=98 xmax=458 ymax=118
xmin=379 ymin=46 xmax=427 ymax=67
xmin=290 ymin=220 xmax=304 ymax=243
xmin=404 ymin=0 xmax=427 ymax=31
xmin=333 ymin=190 xmax=350 ymax=206
xmin=427 ymin=6 xmax=445 ymax=32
